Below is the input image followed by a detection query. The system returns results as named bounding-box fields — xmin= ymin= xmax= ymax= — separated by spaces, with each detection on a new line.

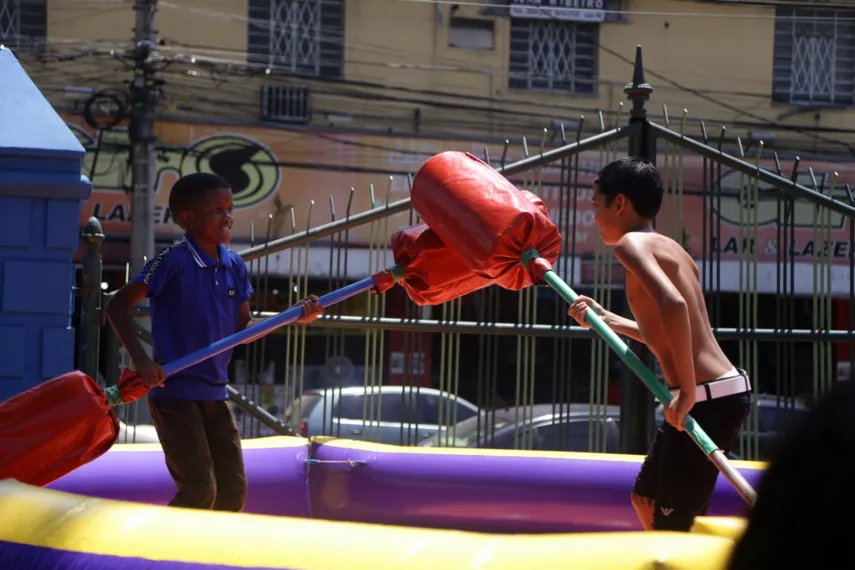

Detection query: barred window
xmin=508 ymin=19 xmax=598 ymax=93
xmin=773 ymin=8 xmax=855 ymax=106
xmin=247 ymin=0 xmax=344 ymax=79
xmin=0 ymin=0 xmax=46 ymax=51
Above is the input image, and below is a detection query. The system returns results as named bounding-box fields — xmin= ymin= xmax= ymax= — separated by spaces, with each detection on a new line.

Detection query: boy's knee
xmin=631 ymin=492 xmax=652 ymax=511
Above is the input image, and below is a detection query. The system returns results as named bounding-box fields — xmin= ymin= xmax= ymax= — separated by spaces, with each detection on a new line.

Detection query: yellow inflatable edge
xmin=0 ymin=480 xmax=744 ymax=570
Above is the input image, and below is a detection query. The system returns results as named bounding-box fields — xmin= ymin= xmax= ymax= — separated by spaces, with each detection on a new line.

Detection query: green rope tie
xmin=389 ymin=264 xmax=406 ymax=281
xmin=104 ymin=385 xmax=124 ymax=407
xmin=520 ymin=248 xmax=540 ymax=266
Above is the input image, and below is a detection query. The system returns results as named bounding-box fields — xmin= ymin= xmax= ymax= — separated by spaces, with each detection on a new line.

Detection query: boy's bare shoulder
xmin=614 ymin=232 xmax=696 ymax=273
xmin=613 ymin=232 xmax=657 ymax=260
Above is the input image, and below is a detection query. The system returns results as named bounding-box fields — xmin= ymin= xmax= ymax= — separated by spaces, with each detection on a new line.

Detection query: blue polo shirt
xmin=132 ymin=234 xmax=254 ymax=401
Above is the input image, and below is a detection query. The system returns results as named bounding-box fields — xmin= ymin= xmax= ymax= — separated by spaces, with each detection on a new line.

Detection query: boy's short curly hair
xmin=168 ymin=173 xmax=231 ymax=221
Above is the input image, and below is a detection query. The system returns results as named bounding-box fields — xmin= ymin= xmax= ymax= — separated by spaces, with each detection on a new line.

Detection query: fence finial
xmin=623 ymin=45 xmax=654 ymax=121
xmin=80 ymin=216 xmax=105 ymax=253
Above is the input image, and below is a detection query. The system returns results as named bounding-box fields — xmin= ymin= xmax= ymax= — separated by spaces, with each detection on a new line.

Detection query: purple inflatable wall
xmin=48 ymin=436 xmax=764 ymax=533
xmin=49 ymin=439 xmax=312 ymax=518
xmin=307 ymin=439 xmax=763 ymax=533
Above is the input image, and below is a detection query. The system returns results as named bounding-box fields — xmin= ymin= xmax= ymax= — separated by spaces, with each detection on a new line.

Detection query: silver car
xmin=418 ymin=403 xmax=621 ymax=452
xmin=284 ymin=385 xmax=480 ymax=446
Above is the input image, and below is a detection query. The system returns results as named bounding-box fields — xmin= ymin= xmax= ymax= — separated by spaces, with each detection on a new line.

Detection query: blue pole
xmin=162 ymin=276 xmax=377 ymax=377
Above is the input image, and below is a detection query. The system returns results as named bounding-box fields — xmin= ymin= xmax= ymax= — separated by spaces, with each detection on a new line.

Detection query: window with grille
xmin=0 ymin=0 xmax=46 ymax=51
xmin=247 ymin=0 xmax=344 ymax=79
xmin=773 ymin=8 xmax=855 ymax=106
xmin=508 ymin=19 xmax=598 ymax=93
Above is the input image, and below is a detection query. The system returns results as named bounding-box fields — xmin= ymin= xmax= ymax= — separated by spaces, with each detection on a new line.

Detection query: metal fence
xmin=76 ymin=46 xmax=855 ymax=461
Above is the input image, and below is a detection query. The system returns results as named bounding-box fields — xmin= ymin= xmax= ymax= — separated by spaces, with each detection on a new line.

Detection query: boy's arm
xmin=235 ymin=254 xmax=256 ymax=342
xmin=614 ymin=239 xmax=696 ymax=399
xmin=569 ymin=296 xmax=646 ymax=344
xmin=237 ymin=301 xmax=264 ymax=345
xmin=238 ymin=301 xmax=254 ymax=331
xmin=604 ymin=312 xmax=646 ymax=344
xmin=105 ymin=282 xmax=155 ymax=365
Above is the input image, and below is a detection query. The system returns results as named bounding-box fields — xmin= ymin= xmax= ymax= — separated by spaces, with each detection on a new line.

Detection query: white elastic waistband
xmin=668 ymin=369 xmax=751 ymax=403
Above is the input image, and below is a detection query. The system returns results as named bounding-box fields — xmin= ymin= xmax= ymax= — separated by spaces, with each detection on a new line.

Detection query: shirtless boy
xmin=567 ymin=157 xmax=751 ymax=532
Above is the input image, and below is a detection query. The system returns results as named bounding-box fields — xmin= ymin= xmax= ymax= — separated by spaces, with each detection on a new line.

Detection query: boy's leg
xmin=631 ymin=427 xmax=665 ymax=530
xmin=201 ymin=399 xmax=247 ymax=512
xmin=148 ymin=398 xmax=218 ymax=509
xmin=651 ymin=392 xmax=751 ymax=531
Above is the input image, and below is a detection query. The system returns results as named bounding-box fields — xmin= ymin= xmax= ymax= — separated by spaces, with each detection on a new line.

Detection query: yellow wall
xmin=26 ymin=0 xmax=855 ymax=150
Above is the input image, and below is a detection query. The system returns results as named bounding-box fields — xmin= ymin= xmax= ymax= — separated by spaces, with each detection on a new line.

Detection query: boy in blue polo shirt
xmin=106 ymin=172 xmax=323 ymax=512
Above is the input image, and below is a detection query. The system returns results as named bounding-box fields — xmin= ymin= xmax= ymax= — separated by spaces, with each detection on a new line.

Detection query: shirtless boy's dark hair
xmin=168 ymin=172 xmax=231 ymax=227
xmin=594 ymin=157 xmax=663 ymax=219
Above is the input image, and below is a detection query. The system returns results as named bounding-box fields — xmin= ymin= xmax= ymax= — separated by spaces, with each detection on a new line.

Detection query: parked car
xmin=654 ymin=394 xmax=809 ymax=461
xmin=418 ymin=403 xmax=622 ymax=453
xmin=284 ymin=386 xmax=480 ymax=446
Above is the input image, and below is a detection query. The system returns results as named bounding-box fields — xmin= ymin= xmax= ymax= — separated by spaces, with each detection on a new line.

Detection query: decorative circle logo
xmin=710 ymin=169 xmax=845 ymax=230
xmin=179 ymin=134 xmax=280 ymax=209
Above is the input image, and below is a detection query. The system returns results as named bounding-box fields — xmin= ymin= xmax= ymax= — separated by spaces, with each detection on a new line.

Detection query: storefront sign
xmin=509 ymin=0 xmax=606 ymax=22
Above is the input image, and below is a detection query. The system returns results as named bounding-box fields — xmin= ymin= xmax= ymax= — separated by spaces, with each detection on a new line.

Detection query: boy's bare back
xmin=618 ymin=231 xmax=733 ymax=389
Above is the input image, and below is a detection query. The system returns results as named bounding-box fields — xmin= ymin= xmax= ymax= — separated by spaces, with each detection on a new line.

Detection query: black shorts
xmin=632 ymin=384 xmax=751 ymax=532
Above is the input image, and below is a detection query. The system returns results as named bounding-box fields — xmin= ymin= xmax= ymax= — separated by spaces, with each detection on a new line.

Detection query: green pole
xmin=523 ymin=250 xmax=758 ymax=507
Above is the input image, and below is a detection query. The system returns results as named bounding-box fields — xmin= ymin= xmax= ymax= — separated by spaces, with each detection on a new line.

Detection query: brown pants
xmin=148 ymin=398 xmax=247 ymax=512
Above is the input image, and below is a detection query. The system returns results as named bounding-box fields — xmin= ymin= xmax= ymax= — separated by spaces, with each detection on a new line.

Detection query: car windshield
xmin=421 ymin=411 xmax=514 ymax=447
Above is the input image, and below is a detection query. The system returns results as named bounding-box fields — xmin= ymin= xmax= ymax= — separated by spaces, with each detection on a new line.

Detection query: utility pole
xmin=129 ymin=0 xmax=158 ymax=276
xmin=126 ymin=0 xmax=158 ymax=425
